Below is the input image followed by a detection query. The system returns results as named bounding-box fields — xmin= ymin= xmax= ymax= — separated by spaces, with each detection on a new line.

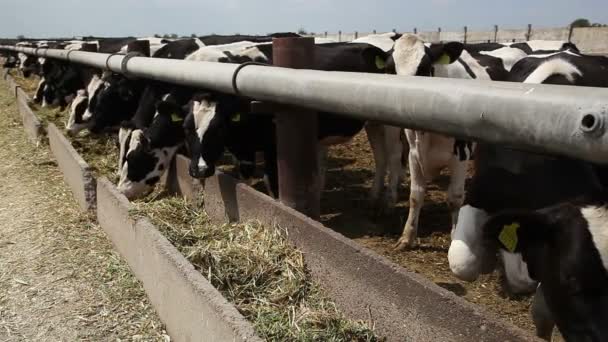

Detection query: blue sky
xmin=1 ymin=0 xmax=607 ymax=38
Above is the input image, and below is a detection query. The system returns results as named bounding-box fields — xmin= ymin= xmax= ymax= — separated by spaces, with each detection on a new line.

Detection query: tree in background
xmin=571 ymin=18 xmax=591 ymax=27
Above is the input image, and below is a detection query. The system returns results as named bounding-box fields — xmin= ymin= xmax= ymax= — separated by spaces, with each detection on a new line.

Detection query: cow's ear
xmin=361 ymin=48 xmax=389 ymax=72
xmin=429 ymin=42 xmax=464 ymax=65
xmin=482 ymin=210 xmax=553 ymax=280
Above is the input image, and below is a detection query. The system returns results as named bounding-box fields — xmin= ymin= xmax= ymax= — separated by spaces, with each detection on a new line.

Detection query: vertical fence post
xmin=338 ymin=30 xmax=342 ymax=42
xmin=392 ymin=29 xmax=397 ymax=33
xmin=568 ymin=25 xmax=574 ymax=42
xmin=438 ymin=27 xmax=442 ymax=43
xmin=413 ymin=28 xmax=418 ymax=34
xmin=464 ymin=26 xmax=468 ymax=44
xmin=526 ymin=24 xmax=532 ymax=41
xmin=494 ymin=25 xmax=499 ymax=43
xmin=355 ymin=31 xmax=358 ymax=39
xmin=373 ymin=29 xmax=377 ymax=34
xmin=272 ymin=37 xmax=320 ymax=220
xmin=324 ymin=31 xmax=328 ymax=38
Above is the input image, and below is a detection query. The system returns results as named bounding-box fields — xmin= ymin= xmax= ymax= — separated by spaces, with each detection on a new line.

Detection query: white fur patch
xmin=197 ymin=157 xmax=207 ymax=170
xmin=393 ymin=34 xmax=427 ymax=76
xmin=185 ymin=41 xmax=259 ymax=62
xmin=582 ymin=206 xmax=608 ymax=271
xmin=118 ymin=127 xmax=132 ymax=173
xmin=434 ymin=50 xmax=492 ymax=80
xmin=479 ymin=47 xmax=528 ymax=72
xmin=501 ymin=250 xmax=538 ymax=294
xmin=353 ymin=34 xmax=396 ymax=52
xmin=66 ymin=89 xmax=89 ymax=133
xmin=193 ymin=100 xmax=217 ymax=142
xmin=523 ymin=58 xmax=582 ymax=84
xmin=82 ymin=74 xmax=105 ymax=121
xmin=448 ymin=205 xmax=490 ymax=281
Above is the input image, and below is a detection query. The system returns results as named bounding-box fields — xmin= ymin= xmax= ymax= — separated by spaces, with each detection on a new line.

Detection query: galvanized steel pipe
xmin=2 ymin=44 xmax=608 ymax=164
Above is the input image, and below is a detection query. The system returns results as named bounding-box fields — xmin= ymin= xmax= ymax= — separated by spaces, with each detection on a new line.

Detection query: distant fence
xmin=313 ymin=26 xmax=608 ymax=54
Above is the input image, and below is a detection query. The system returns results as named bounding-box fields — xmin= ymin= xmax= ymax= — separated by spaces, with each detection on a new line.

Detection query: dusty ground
xmin=321 ymin=131 xmax=536 ymax=333
xmin=0 ymin=79 xmax=168 ymax=341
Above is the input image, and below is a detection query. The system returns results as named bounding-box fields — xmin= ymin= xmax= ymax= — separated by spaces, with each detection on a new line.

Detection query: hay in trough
xmin=133 ymin=194 xmax=383 ymax=342
xmin=11 ymin=73 xmax=40 ymax=95
xmin=70 ymin=133 xmax=120 ymax=183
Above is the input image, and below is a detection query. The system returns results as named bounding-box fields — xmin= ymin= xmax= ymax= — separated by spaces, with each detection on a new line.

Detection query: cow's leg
xmin=384 ymin=126 xmax=404 ymax=210
xmin=395 ymin=130 xmax=429 ymax=250
xmin=532 ymin=285 xmax=555 ymax=341
xmin=365 ymin=123 xmax=387 ymax=210
xmin=447 ymin=156 xmax=467 ymax=238
xmin=33 ymin=78 xmax=45 ymax=105
xmin=118 ymin=127 xmax=133 ymax=175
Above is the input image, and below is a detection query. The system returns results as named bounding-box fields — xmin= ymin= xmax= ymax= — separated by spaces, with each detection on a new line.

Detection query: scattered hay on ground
xmin=133 ymin=193 xmax=383 ymax=342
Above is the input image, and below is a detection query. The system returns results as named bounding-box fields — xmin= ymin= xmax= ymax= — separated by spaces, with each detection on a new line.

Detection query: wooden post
xmin=414 ymin=28 xmax=417 ymax=34
xmin=568 ymin=25 xmax=574 ymax=42
xmin=464 ymin=26 xmax=468 ymax=44
xmin=526 ymin=24 xmax=532 ymax=41
xmin=494 ymin=25 xmax=499 ymax=43
xmin=338 ymin=30 xmax=342 ymax=42
xmin=272 ymin=37 xmax=320 ymax=219
xmin=355 ymin=31 xmax=358 ymax=39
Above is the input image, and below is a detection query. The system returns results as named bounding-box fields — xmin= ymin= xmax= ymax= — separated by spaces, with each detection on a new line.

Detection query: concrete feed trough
xmin=96 ymin=178 xmax=262 ymax=342
xmin=47 ymin=123 xmax=96 ymax=212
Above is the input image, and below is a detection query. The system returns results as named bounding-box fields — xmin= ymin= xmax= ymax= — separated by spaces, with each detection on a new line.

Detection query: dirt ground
xmin=321 ymin=131 xmax=537 ymax=333
xmin=0 ymin=80 xmax=168 ymax=341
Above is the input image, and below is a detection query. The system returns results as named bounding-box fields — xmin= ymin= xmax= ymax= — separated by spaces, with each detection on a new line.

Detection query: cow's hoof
xmin=394 ymin=236 xmax=416 ymax=250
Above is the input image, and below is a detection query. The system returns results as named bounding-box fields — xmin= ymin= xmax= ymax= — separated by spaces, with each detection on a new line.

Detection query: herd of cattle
xmin=3 ymin=32 xmax=608 ymax=341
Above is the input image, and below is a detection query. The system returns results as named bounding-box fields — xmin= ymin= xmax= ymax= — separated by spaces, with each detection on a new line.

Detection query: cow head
xmin=86 ymin=74 xmax=144 ymax=134
xmin=482 ymin=202 xmax=608 ymax=341
xmin=18 ymin=53 xmax=38 ymax=78
xmin=391 ymin=34 xmax=464 ymax=77
xmin=117 ymin=98 xmax=186 ymax=199
xmin=184 ymin=92 xmax=245 ymax=179
xmin=448 ymin=145 xmax=603 ymax=293
xmin=66 ymin=73 xmax=105 ymax=135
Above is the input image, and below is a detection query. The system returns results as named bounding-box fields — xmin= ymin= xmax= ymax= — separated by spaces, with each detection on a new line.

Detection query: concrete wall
xmin=314 ymin=26 xmax=608 ymax=54
xmin=96 ymin=178 xmax=261 ymax=342
xmin=164 ymin=155 xmax=540 ymax=342
xmin=572 ymin=27 xmax=608 ymax=54
xmin=47 ymin=123 xmax=96 ymax=211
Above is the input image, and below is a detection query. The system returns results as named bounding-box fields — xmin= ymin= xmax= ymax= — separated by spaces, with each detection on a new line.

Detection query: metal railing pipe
xmin=2 ymin=44 xmax=608 ymax=164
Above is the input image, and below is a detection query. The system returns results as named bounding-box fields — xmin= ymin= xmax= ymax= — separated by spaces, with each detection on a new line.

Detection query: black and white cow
xmin=448 ymin=52 xmax=608 ymax=341
xmin=117 ymin=40 xmax=392 ymax=199
xmin=115 ymin=38 xmax=280 ymax=198
xmin=64 ymin=38 xmax=159 ymax=135
xmin=390 ymin=35 xmax=580 ymax=250
xmin=181 ymin=42 xmax=406 ymax=202
xmin=483 ymin=190 xmax=608 ymax=341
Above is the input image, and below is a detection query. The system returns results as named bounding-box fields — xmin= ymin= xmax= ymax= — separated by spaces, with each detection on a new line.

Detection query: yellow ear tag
xmin=231 ymin=112 xmax=241 ymax=122
xmin=171 ymin=113 xmax=182 ymax=123
xmin=499 ymin=223 xmax=520 ymax=253
xmin=436 ymin=53 xmax=451 ymax=65
xmin=375 ymin=55 xmax=386 ymax=69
